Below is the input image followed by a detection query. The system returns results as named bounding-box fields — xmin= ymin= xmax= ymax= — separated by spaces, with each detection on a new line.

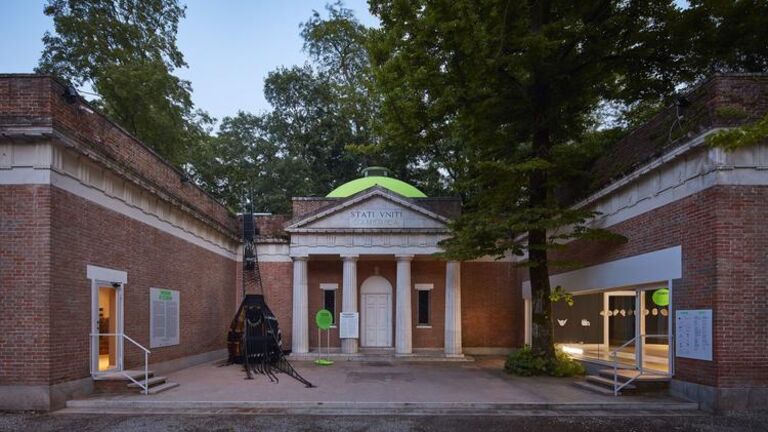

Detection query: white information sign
xmin=340 ymin=312 xmax=359 ymax=339
xmin=150 ymin=288 xmax=180 ymax=348
xmin=675 ymin=309 xmax=713 ymax=361
xmin=348 ymin=209 xmax=404 ymax=228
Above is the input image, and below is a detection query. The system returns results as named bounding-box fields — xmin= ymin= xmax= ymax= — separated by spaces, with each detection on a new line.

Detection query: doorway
xmin=91 ymin=280 xmax=124 ymax=373
xmin=360 ymin=275 xmax=392 ymax=347
xmin=553 ymin=284 xmax=672 ymax=373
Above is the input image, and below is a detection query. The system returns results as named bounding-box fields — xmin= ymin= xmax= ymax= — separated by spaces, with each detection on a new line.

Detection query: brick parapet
xmin=0 ymin=75 xmax=237 ymax=238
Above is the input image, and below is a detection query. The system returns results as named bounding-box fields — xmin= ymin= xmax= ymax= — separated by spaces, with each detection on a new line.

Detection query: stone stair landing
xmin=575 ymin=368 xmax=670 ymax=396
xmin=93 ymin=370 xmax=179 ymax=395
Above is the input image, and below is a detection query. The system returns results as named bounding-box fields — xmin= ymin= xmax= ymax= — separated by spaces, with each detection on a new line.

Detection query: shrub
xmin=504 ymin=345 xmax=586 ymax=377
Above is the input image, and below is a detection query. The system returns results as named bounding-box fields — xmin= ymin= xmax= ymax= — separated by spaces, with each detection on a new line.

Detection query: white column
xmin=444 ymin=261 xmax=463 ymax=356
xmin=291 ymin=256 xmax=309 ymax=354
xmin=396 ymin=255 xmax=414 ymax=355
xmin=341 ymin=254 xmax=359 ymax=354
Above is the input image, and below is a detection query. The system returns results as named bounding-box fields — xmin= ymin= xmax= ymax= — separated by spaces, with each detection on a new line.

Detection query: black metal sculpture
xmin=226 ymin=202 xmax=313 ymax=388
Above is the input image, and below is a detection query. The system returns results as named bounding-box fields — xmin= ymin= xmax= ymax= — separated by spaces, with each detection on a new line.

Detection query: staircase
xmin=576 ymin=368 xmax=670 ymax=396
xmin=93 ymin=370 xmax=179 ymax=395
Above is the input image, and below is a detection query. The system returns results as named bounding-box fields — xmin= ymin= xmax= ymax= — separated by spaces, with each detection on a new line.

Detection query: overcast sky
xmin=0 ymin=0 xmax=378 ymax=121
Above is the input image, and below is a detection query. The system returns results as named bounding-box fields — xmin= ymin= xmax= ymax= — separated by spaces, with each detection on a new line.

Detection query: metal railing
xmin=91 ymin=333 xmax=151 ymax=395
xmin=610 ymin=334 xmax=670 ymax=396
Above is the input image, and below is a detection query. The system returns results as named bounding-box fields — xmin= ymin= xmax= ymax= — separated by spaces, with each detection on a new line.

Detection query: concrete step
xmin=586 ymin=374 xmax=636 ymax=391
xmin=63 ymin=399 xmax=701 ymax=415
xmin=598 ymin=369 xmax=670 ymax=382
xmin=573 ymin=381 xmax=619 ymax=396
xmin=146 ymin=382 xmax=180 ymax=395
xmin=126 ymin=376 xmax=167 ymax=389
xmin=93 ymin=370 xmax=155 ymax=381
xmin=596 ymin=369 xmax=670 ymax=393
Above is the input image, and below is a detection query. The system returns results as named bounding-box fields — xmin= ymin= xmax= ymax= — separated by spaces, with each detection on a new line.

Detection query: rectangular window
xmin=323 ymin=289 xmax=336 ymax=324
xmin=417 ymin=290 xmax=430 ymax=325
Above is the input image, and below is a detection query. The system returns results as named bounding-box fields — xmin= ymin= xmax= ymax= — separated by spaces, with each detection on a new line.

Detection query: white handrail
xmin=91 ymin=332 xmax=151 ymax=395
xmin=611 ymin=334 xmax=670 ymax=396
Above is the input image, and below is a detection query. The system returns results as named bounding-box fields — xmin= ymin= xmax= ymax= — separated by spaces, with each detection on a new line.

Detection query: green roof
xmin=326 ymin=176 xmax=427 ymax=198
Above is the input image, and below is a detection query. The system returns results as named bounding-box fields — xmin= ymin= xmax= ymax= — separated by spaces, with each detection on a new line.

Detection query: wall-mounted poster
xmin=675 ymin=309 xmax=712 ymax=361
xmin=150 ymin=288 xmax=180 ymax=348
xmin=340 ymin=312 xmax=359 ymax=339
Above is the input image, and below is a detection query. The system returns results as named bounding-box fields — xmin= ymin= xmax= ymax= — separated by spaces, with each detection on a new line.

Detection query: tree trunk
xmin=527 ymin=135 xmax=555 ymax=360
xmin=528 ymin=225 xmax=555 ymax=361
xmin=526 ymin=0 xmax=556 ymax=364
xmin=528 ymin=82 xmax=555 ymax=362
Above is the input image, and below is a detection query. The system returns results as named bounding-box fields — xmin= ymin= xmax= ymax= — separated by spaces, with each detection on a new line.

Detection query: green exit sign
xmin=159 ymin=290 xmax=172 ymax=301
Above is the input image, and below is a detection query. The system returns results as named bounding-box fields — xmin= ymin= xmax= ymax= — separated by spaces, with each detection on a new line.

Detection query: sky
xmin=0 ymin=0 xmax=379 ymax=121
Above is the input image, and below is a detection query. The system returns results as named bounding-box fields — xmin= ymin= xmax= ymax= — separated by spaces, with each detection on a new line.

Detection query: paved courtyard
xmin=63 ymin=356 xmax=696 ymax=415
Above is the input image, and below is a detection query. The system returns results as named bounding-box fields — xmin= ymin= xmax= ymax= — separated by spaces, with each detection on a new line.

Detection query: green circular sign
xmin=315 ymin=309 xmax=333 ymax=330
xmin=652 ymin=289 xmax=669 ymax=307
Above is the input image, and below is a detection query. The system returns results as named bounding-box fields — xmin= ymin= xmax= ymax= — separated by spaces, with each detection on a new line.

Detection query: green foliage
xmin=678 ymin=0 xmax=768 ymax=76
xmin=551 ymin=349 xmax=588 ymax=377
xmin=37 ymin=0 xmax=207 ymax=166
xmin=549 ymin=286 xmax=574 ymax=307
xmin=715 ymin=106 xmax=749 ymax=121
xmin=707 ymin=113 xmax=768 ymax=152
xmin=369 ymin=0 xmax=682 ymax=363
xmin=189 ymin=3 xmax=380 ymax=213
xmin=504 ymin=346 xmax=586 ymax=377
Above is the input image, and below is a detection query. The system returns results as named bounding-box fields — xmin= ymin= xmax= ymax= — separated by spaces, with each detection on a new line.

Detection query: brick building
xmin=523 ymin=74 xmax=768 ymax=411
xmin=0 ymin=75 xmax=240 ymax=410
xmin=1 ymin=74 xmax=767 ymax=411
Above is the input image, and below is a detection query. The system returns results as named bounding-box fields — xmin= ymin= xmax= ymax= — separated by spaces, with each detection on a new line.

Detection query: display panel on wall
xmin=150 ymin=288 xmax=180 ymax=348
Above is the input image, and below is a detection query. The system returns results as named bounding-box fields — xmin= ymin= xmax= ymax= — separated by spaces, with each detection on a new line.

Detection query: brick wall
xmin=542 ymin=185 xmax=768 ymax=389
xmin=307 ymin=260 xmax=344 ymax=348
xmin=0 ymin=75 xmax=237 ymax=236
xmin=257 ymin=261 xmax=293 ymax=350
xmin=0 ymin=185 xmax=52 ymax=385
xmin=292 ymin=198 xmax=339 ymax=220
xmin=411 ymin=260 xmax=447 ymax=348
xmin=592 ymin=75 xmax=768 ymax=191
xmin=47 ymin=187 xmax=236 ymax=385
xmin=461 ymin=262 xmax=522 ymax=348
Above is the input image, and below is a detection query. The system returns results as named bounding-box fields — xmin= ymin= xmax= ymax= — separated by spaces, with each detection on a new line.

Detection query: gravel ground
xmin=1 ymin=412 xmax=767 ymax=432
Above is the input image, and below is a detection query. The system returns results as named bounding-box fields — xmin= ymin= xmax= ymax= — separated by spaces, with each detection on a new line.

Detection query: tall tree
xmin=37 ymin=0 xmax=207 ymax=165
xmin=682 ymin=0 xmax=768 ymax=150
xmin=369 ymin=0 xmax=680 ymax=365
xmin=190 ymin=3 xmax=377 ymax=213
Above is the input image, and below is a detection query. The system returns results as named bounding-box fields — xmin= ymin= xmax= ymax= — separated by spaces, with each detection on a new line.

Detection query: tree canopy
xmin=37 ymin=0 xmax=210 ymax=165
xmin=367 ymin=0 xmax=768 ymax=366
xmin=190 ymin=3 xmax=376 ymax=213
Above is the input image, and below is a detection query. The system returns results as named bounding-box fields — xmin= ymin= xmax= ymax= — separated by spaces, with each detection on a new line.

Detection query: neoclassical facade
xmin=252 ymin=171 xmax=518 ymax=358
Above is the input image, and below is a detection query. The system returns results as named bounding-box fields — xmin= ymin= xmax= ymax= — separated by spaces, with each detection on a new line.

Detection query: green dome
xmin=327 ymin=176 xmax=427 ymax=198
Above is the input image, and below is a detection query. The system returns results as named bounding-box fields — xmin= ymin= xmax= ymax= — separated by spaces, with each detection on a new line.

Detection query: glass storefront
xmin=553 ymin=286 xmax=670 ymax=373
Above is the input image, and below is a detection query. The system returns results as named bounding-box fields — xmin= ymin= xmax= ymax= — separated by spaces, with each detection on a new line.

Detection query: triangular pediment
xmin=286 ymin=188 xmax=450 ymax=232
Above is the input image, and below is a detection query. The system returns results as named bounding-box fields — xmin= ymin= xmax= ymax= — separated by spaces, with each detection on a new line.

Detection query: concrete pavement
xmin=60 ymin=356 xmax=698 ymax=415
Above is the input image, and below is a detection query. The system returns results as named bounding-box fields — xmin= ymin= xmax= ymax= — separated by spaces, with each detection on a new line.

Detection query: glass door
xmin=640 ymin=286 xmax=671 ymax=373
xmin=606 ymin=291 xmax=637 ymax=369
xmin=91 ymin=280 xmax=124 ymax=373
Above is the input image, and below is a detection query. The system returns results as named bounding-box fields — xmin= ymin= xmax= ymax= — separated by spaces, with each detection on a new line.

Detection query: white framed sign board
xmin=675 ymin=309 xmax=713 ymax=361
xmin=340 ymin=312 xmax=359 ymax=339
xmin=150 ymin=288 xmax=180 ymax=348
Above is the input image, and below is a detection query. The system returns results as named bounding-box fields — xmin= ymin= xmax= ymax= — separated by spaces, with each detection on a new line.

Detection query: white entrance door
xmin=91 ymin=280 xmax=124 ymax=373
xmin=360 ymin=276 xmax=392 ymax=347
